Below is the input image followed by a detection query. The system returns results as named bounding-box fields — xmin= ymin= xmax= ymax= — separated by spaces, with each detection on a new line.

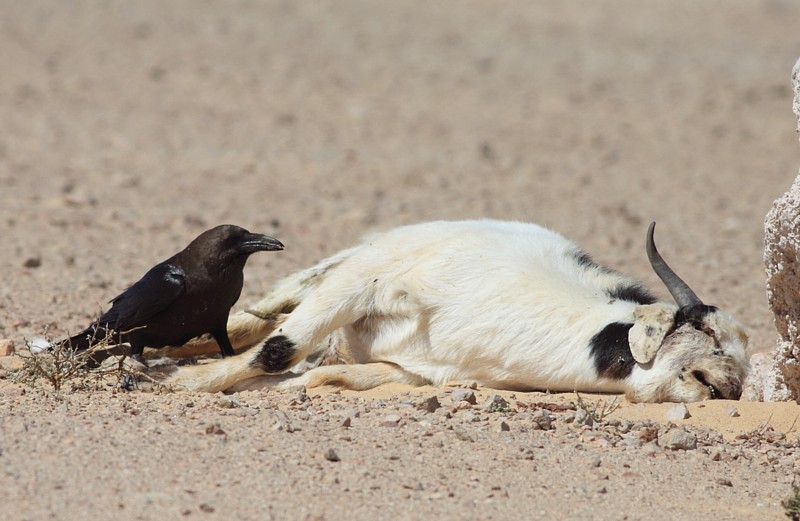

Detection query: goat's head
xmin=625 ymin=223 xmax=749 ymax=403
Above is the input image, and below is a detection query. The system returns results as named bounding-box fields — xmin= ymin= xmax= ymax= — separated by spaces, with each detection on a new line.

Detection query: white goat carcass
xmin=153 ymin=219 xmax=749 ymax=402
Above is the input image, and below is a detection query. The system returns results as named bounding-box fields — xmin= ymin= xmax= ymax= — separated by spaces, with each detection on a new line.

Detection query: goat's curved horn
xmin=646 ymin=222 xmax=703 ymax=308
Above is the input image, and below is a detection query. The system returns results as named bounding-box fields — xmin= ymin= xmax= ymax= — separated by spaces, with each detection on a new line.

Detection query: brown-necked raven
xmin=63 ymin=224 xmax=283 ymax=362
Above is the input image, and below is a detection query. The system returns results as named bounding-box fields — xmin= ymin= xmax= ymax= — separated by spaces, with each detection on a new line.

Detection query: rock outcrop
xmin=745 ymin=57 xmax=800 ymax=401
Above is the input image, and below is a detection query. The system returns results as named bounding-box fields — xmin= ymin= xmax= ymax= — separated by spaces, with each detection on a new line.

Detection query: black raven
xmin=63 ymin=224 xmax=283 ymax=361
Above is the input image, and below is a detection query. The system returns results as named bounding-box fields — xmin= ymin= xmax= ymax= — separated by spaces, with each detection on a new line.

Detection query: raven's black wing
xmin=99 ymin=262 xmax=187 ymax=331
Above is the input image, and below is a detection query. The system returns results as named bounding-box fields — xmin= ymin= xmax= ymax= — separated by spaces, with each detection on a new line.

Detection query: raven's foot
xmin=131 ymin=352 xmax=147 ymax=367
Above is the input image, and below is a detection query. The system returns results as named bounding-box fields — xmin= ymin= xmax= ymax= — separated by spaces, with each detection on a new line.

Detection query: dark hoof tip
xmin=255 ymin=335 xmax=297 ymax=373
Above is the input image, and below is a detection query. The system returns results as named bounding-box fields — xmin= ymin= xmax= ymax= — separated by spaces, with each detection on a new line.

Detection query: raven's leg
xmin=213 ymin=330 xmax=236 ymax=357
xmin=129 ymin=342 xmax=147 ymax=366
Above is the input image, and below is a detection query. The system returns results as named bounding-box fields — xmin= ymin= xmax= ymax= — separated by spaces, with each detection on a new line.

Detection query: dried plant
xmin=8 ymin=327 xmax=148 ymax=394
xmin=572 ymin=392 xmax=619 ymax=423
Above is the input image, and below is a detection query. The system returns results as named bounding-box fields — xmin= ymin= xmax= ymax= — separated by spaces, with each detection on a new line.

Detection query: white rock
xmin=665 ymin=403 xmax=691 ymax=421
xmin=27 ymin=337 xmax=51 ymax=354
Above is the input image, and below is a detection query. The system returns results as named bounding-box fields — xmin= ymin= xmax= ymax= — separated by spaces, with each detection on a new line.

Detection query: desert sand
xmin=3 ymin=1 xmax=800 ymax=519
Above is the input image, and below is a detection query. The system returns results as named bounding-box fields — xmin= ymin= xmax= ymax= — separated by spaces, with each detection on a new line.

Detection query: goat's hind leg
xmin=154 ymin=344 xmax=268 ymax=393
xmin=287 ymin=363 xmax=431 ymax=390
xmin=250 ymin=269 xmax=373 ymax=375
xmin=251 ymin=300 xmax=362 ymax=375
xmin=224 ymin=362 xmax=431 ymax=393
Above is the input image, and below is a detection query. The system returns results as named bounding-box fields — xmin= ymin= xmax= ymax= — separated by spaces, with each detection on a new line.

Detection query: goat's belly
xmin=387 ymin=350 xmax=628 ymax=393
xmin=358 ymin=314 xmax=627 ymax=393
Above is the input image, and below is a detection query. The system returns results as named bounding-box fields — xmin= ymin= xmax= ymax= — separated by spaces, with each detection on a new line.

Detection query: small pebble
xmin=205 ymin=424 xmax=225 ymax=435
xmin=482 ymin=394 xmax=510 ymax=412
xmin=659 ymin=428 xmax=697 ymax=450
xmin=417 ymin=396 xmax=441 ymax=413
xmin=665 ymin=403 xmax=691 ymax=421
xmin=324 ymin=449 xmax=340 ymax=462
xmin=271 ymin=411 xmax=294 ymax=432
xmin=641 ymin=441 xmax=661 ymax=456
xmin=453 ymin=427 xmax=473 ymax=442
xmin=0 ymin=339 xmax=15 ymax=357
xmin=451 ymin=388 xmax=477 ymax=405
xmin=573 ymin=409 xmax=594 ymax=428
xmin=380 ymin=414 xmax=402 ymax=427
xmin=23 ymin=257 xmax=42 ymax=268
xmin=216 ymin=396 xmax=238 ymax=409
xmin=531 ymin=409 xmax=553 ymax=431
xmin=638 ymin=426 xmax=659 ymax=443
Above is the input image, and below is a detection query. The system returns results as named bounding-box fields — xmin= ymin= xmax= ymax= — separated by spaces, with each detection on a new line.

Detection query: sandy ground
xmin=2 ymin=1 xmax=800 ymax=519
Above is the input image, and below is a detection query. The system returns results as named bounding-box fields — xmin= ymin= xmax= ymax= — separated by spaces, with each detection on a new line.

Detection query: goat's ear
xmin=628 ymin=304 xmax=675 ymax=364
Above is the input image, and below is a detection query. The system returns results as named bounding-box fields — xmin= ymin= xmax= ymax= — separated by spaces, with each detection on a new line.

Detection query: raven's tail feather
xmin=61 ymin=324 xmax=114 ymax=351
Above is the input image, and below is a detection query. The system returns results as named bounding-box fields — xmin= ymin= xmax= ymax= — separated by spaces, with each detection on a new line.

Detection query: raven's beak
xmin=241 ymin=233 xmax=284 ymax=253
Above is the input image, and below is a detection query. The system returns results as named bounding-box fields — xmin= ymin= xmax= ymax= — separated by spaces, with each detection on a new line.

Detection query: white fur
xmin=157 ymin=219 xmax=749 ymax=402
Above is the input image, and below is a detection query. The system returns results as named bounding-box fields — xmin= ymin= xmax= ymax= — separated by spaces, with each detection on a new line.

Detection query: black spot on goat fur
xmin=572 ymin=250 xmax=657 ymax=305
xmin=589 ymin=322 xmax=636 ymax=380
xmin=572 ymin=250 xmax=612 ymax=273
xmin=606 ymin=284 xmax=657 ymax=305
xmin=252 ymin=335 xmax=297 ymax=373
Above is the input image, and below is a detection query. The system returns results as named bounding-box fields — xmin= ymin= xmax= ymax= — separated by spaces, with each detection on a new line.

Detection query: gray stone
xmin=416 ymin=395 xmax=441 ymax=413
xmin=324 ymin=448 xmax=340 ymax=462
xmin=451 ymin=388 xmax=477 ymax=405
xmin=216 ymin=395 xmax=239 ymax=409
xmin=658 ymin=428 xmax=697 ymax=450
xmin=530 ymin=409 xmax=553 ymax=431
xmin=379 ymin=414 xmax=402 ymax=427
xmin=573 ymin=408 xmax=594 ymax=428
